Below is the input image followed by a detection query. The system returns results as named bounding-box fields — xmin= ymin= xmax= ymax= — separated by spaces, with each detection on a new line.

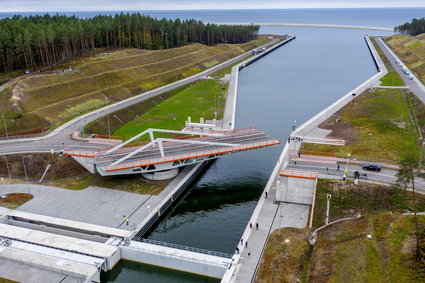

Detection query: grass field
xmin=255 ymin=180 xmax=425 ymax=283
xmin=385 ymin=34 xmax=425 ymax=85
xmin=301 ymin=88 xmax=421 ymax=161
xmin=112 ymin=79 xmax=227 ymax=140
xmin=371 ymin=37 xmax=404 ymax=86
xmin=0 ymin=37 xmax=270 ymax=136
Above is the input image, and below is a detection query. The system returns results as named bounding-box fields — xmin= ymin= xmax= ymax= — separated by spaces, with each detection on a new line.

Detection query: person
xmin=248 ymin=252 xmax=251 ymax=257
xmin=298 ymin=151 xmax=301 ymax=158
xmin=250 ymin=222 xmax=253 ymax=229
xmin=125 ymin=218 xmax=129 ymax=226
xmin=240 ymin=238 xmax=243 ymax=245
xmin=287 ymin=137 xmax=290 ymax=143
xmin=337 ymin=164 xmax=340 ymax=171
xmin=235 ymin=247 xmax=239 ymax=254
xmin=342 ymin=174 xmax=346 ymax=182
xmin=256 ymin=222 xmax=259 ymax=230
xmin=245 ymin=241 xmax=248 ymax=248
xmin=265 ymin=191 xmax=268 ymax=199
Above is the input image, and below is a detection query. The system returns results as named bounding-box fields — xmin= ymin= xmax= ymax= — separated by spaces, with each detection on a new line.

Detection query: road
xmin=0 ymin=39 xmax=280 ymax=155
xmin=286 ymin=157 xmax=425 ymax=192
xmin=375 ymin=37 xmax=425 ymax=103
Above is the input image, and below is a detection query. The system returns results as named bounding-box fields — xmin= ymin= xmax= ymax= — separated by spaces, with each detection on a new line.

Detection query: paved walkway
xmin=232 ymin=139 xmax=308 ymax=283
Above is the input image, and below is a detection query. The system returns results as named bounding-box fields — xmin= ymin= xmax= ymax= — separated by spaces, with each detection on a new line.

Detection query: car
xmin=362 ymin=164 xmax=381 ymax=172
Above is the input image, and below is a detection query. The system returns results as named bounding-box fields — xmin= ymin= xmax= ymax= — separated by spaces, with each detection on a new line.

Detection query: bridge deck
xmin=64 ymin=127 xmax=280 ymax=173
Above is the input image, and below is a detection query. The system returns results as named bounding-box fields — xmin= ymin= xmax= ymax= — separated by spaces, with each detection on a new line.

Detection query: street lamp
xmin=2 ymin=156 xmax=11 ymax=181
xmin=2 ymin=115 xmax=8 ymax=139
xmin=419 ymin=138 xmax=425 ymax=169
xmin=22 ymin=155 xmax=31 ymax=194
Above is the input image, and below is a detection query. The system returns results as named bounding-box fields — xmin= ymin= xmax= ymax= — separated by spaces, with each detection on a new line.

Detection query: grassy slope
xmin=254 ymin=228 xmax=311 ymax=283
xmin=301 ymin=88 xmax=420 ymax=161
xmin=0 ymin=153 xmax=167 ymax=195
xmin=385 ymin=33 xmax=425 ymax=84
xmin=255 ymin=180 xmax=425 ymax=283
xmin=371 ymin=38 xmax=404 ymax=86
xmin=0 ymin=37 xmax=270 ymax=136
xmin=113 ymin=79 xmax=226 ymax=140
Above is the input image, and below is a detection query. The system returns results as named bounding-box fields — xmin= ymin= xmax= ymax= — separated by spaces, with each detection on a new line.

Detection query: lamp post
xmin=2 ymin=156 xmax=11 ymax=181
xmin=22 ymin=155 xmax=31 ymax=194
xmin=292 ymin=121 xmax=297 ymax=155
xmin=2 ymin=115 xmax=8 ymax=139
xmin=419 ymin=138 xmax=425 ymax=169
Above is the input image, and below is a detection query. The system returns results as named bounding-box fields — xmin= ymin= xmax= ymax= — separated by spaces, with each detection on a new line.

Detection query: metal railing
xmin=133 ymin=237 xmax=232 ymax=259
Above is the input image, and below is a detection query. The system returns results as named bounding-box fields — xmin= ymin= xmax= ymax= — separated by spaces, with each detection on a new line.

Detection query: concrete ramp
xmin=276 ymin=170 xmax=318 ymax=205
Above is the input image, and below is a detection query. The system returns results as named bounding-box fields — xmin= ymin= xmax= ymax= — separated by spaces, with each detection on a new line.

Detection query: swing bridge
xmin=64 ymin=127 xmax=280 ymax=178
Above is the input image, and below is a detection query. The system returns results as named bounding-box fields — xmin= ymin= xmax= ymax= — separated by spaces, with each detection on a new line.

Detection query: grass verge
xmin=371 ymin=37 xmax=404 ymax=86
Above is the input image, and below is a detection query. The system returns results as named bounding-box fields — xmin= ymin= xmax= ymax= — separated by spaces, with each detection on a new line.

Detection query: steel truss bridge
xmin=64 ymin=127 xmax=280 ymax=176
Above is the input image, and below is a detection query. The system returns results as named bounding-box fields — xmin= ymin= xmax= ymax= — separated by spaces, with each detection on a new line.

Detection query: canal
xmin=102 ymin=25 xmax=393 ymax=283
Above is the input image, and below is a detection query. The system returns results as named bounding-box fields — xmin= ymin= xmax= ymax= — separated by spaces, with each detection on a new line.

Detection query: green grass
xmin=254 ymin=228 xmax=311 ymax=283
xmin=380 ymin=72 xmax=405 ymax=86
xmin=371 ymin=38 xmax=404 ymax=86
xmin=312 ymin=179 xmax=425 ymax=228
xmin=302 ymin=88 xmax=420 ymax=161
xmin=0 ymin=37 xmax=271 ymax=136
xmin=113 ymin=79 xmax=227 ymax=140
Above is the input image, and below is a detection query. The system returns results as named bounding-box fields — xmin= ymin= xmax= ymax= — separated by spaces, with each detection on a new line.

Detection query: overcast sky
xmin=1 ymin=0 xmax=424 ymax=12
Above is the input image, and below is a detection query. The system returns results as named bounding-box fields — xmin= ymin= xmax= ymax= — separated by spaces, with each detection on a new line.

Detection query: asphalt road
xmin=0 ymin=39 xmax=280 ymax=156
xmin=287 ymin=159 xmax=425 ymax=192
xmin=376 ymin=37 xmax=425 ymax=103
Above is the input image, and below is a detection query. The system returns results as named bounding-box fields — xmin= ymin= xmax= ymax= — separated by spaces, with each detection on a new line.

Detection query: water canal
xmin=99 ymin=14 xmax=403 ymax=283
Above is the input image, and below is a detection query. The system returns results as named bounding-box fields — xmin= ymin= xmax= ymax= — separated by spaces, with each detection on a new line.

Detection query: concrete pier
xmin=214 ymin=22 xmax=394 ymax=31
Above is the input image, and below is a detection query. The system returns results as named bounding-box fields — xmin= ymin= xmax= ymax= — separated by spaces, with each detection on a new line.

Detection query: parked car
xmin=362 ymin=164 xmax=382 ymax=172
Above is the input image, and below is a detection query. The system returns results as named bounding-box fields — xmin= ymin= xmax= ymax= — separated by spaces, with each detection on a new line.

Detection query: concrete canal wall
xmin=295 ymin=36 xmax=387 ymax=137
xmin=121 ymin=240 xmax=231 ymax=279
xmin=222 ymin=35 xmax=387 ymax=283
xmin=223 ymin=36 xmax=295 ymax=130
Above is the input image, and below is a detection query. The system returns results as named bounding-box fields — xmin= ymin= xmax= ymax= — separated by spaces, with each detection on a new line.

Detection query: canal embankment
xmin=222 ymin=35 xmax=387 ymax=283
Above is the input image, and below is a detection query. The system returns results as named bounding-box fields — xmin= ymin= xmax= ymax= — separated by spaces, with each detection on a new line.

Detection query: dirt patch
xmin=0 ymin=153 xmax=87 ymax=181
xmin=0 ymin=193 xmax=33 ymax=209
xmin=315 ymin=114 xmax=357 ymax=144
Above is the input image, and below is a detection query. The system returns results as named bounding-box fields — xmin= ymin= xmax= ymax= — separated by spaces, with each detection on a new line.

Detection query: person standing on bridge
xmin=126 ymin=218 xmax=129 ymax=226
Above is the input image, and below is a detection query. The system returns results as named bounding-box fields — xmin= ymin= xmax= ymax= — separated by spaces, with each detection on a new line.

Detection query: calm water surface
xmin=3 ymin=8 xmax=415 ymax=283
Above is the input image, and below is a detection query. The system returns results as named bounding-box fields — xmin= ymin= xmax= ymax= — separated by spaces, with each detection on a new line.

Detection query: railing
xmin=103 ymin=139 xmax=280 ymax=171
xmin=280 ymin=169 xmax=319 ymax=179
xmin=132 ymin=237 xmax=232 ymax=259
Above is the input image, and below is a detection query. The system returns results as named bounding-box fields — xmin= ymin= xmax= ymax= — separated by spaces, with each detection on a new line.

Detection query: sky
xmin=0 ymin=0 xmax=424 ymax=12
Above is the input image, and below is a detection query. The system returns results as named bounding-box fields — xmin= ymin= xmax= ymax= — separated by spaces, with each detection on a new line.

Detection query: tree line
xmin=395 ymin=18 xmax=425 ymax=35
xmin=0 ymin=13 xmax=260 ymax=73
